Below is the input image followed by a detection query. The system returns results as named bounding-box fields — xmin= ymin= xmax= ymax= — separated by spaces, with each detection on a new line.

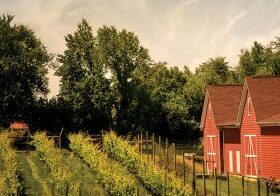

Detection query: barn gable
xmin=201 ymin=85 xmax=242 ymax=174
xmin=237 ymin=76 xmax=280 ymax=127
xmin=200 ymin=85 xmax=243 ymax=129
xmin=236 ymin=76 xmax=280 ymax=179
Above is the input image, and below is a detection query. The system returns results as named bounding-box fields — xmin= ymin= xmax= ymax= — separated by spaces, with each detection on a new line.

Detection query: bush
xmin=68 ymin=133 xmax=136 ymax=195
xmin=33 ymin=132 xmax=80 ymax=195
xmin=103 ymin=131 xmax=191 ymax=196
xmin=0 ymin=132 xmax=24 ymax=195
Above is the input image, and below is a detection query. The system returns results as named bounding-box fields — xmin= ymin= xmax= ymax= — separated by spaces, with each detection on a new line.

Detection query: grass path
xmin=17 ymin=152 xmax=52 ymax=196
xmin=25 ymin=155 xmax=52 ymax=196
xmin=61 ymin=151 xmax=106 ymax=196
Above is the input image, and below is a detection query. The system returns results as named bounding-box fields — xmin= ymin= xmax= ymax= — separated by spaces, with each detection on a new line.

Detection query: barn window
xmin=248 ymin=98 xmax=251 ymax=116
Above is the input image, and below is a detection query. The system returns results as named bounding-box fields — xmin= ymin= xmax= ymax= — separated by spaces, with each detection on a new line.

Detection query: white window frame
xmin=244 ymin=134 xmax=258 ymax=177
xmin=206 ymin=135 xmax=216 ymax=174
xmin=229 ymin=151 xmax=233 ymax=172
xmin=236 ymin=151 xmax=240 ymax=173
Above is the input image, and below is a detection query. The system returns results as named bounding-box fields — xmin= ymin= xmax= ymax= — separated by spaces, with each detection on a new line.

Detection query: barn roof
xmin=237 ymin=76 xmax=280 ymax=126
xmin=200 ymin=85 xmax=243 ymax=129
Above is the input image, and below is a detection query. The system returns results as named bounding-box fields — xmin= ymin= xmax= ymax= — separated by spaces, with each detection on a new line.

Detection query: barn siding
xmin=260 ymin=127 xmax=280 ymax=180
xmin=223 ymin=128 xmax=241 ymax=174
xmin=203 ymin=101 xmax=221 ymax=173
xmin=240 ymin=91 xmax=261 ymax=177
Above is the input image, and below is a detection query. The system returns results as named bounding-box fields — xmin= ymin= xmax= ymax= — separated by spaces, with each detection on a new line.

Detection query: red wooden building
xmin=200 ymin=76 xmax=280 ymax=180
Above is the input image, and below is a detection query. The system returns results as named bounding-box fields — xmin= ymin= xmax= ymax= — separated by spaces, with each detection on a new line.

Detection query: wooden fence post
xmin=203 ymin=160 xmax=206 ymax=196
xmin=159 ymin=135 xmax=161 ymax=165
xmin=166 ymin=138 xmax=168 ymax=172
xmin=242 ymin=176 xmax=245 ymax=196
xmin=227 ymin=172 xmax=230 ymax=196
xmin=140 ymin=131 xmax=143 ymax=159
xmin=192 ymin=153 xmax=196 ymax=195
xmin=258 ymin=178 xmax=261 ymax=196
xmin=101 ymin=130 xmax=104 ymax=148
xmin=214 ymin=167 xmax=217 ymax=196
xmin=172 ymin=143 xmax=176 ymax=176
xmin=137 ymin=134 xmax=140 ymax=154
xmin=266 ymin=181 xmax=269 ymax=196
xmin=152 ymin=133 xmax=155 ymax=166
xmin=182 ymin=149 xmax=185 ymax=186
xmin=146 ymin=131 xmax=149 ymax=163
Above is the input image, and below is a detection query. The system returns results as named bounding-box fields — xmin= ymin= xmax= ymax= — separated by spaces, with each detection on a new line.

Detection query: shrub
xmin=68 ymin=133 xmax=136 ymax=196
xmin=103 ymin=131 xmax=191 ymax=196
xmin=0 ymin=132 xmax=24 ymax=195
xmin=33 ymin=132 xmax=80 ymax=195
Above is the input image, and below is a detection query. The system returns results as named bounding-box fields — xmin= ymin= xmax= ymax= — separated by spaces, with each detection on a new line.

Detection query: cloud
xmin=1 ymin=0 xmax=280 ymax=97
xmin=224 ymin=11 xmax=246 ymax=35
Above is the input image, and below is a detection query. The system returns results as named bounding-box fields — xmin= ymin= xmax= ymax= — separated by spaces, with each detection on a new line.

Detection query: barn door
xmin=244 ymin=135 xmax=257 ymax=177
xmin=206 ymin=135 xmax=216 ymax=174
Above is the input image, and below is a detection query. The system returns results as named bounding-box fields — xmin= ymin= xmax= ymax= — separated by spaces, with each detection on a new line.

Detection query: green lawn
xmin=196 ymin=175 xmax=279 ymax=196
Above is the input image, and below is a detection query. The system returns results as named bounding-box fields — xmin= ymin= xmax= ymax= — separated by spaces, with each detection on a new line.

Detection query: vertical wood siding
xmin=223 ymin=128 xmax=241 ymax=175
xmin=240 ymin=91 xmax=261 ymax=177
xmin=203 ymin=101 xmax=221 ymax=173
xmin=260 ymin=127 xmax=280 ymax=180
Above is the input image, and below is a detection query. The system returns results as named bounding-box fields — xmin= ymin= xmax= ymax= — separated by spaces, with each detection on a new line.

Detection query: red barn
xmin=200 ymin=85 xmax=242 ymax=174
xmin=201 ymin=76 xmax=280 ymax=180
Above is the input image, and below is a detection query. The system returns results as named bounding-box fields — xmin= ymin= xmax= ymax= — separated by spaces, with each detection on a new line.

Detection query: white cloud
xmin=1 ymin=0 xmax=280 ymax=98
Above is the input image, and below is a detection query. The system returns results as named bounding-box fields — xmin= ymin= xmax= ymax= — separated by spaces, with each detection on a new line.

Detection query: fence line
xmin=126 ymin=131 xmax=280 ymax=196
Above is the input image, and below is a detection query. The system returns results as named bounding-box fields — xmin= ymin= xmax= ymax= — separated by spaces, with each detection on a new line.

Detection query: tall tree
xmin=56 ymin=19 xmax=112 ymax=132
xmin=0 ymin=14 xmax=52 ymax=126
xmin=267 ymin=37 xmax=280 ymax=75
xmin=97 ymin=26 xmax=151 ymax=134
xmin=236 ymin=40 xmax=280 ymax=78
xmin=195 ymin=57 xmax=230 ymax=84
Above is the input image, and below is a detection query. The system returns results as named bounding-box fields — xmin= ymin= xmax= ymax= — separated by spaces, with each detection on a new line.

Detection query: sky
xmin=1 ymin=0 xmax=280 ymax=98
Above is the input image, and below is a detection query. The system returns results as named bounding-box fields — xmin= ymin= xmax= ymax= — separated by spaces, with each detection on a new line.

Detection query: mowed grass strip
xmin=61 ymin=150 xmax=106 ymax=196
xmin=196 ymin=175 xmax=279 ymax=196
xmin=17 ymin=152 xmax=52 ymax=196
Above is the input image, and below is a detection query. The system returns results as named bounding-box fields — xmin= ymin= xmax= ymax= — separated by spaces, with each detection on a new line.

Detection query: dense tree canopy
xmin=1 ymin=15 xmax=280 ymax=141
xmin=56 ymin=19 xmax=112 ymax=131
xmin=237 ymin=39 xmax=280 ymax=79
xmin=0 ymin=14 xmax=52 ymax=126
xmin=97 ymin=26 xmax=151 ymax=134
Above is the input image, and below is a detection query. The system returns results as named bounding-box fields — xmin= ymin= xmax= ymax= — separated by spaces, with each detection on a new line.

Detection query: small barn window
xmin=248 ymin=98 xmax=251 ymax=116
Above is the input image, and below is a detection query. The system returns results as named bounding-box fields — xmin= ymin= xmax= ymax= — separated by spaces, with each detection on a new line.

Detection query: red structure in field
xmin=200 ymin=76 xmax=280 ymax=180
xmin=9 ymin=121 xmax=29 ymax=129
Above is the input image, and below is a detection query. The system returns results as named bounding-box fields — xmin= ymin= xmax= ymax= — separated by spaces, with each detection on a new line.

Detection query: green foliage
xmin=195 ymin=57 xmax=232 ymax=85
xmin=97 ymin=26 xmax=151 ymax=133
xmin=33 ymin=132 xmax=80 ymax=195
xmin=0 ymin=132 xmax=24 ymax=195
xmin=68 ymin=133 xmax=136 ymax=195
xmin=56 ymin=19 xmax=113 ymax=131
xmin=103 ymin=131 xmax=191 ymax=196
xmin=237 ymin=38 xmax=280 ymax=79
xmin=0 ymin=14 xmax=52 ymax=124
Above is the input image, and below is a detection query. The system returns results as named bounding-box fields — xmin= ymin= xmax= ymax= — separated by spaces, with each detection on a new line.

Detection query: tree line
xmin=0 ymin=14 xmax=279 ymax=141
